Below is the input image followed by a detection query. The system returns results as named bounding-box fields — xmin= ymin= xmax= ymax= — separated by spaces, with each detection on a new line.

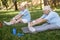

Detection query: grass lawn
xmin=0 ymin=8 xmax=60 ymax=40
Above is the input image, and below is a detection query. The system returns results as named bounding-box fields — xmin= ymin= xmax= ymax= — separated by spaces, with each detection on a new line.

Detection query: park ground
xmin=0 ymin=8 xmax=60 ymax=40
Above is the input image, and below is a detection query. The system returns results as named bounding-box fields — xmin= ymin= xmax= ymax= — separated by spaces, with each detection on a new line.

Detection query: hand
xmin=30 ymin=20 xmax=36 ymax=27
xmin=28 ymin=22 xmax=33 ymax=27
xmin=28 ymin=27 xmax=36 ymax=32
xmin=28 ymin=22 xmax=36 ymax=32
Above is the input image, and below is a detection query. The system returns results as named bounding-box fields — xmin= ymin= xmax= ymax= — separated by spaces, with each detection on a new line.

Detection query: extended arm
xmin=30 ymin=18 xmax=47 ymax=27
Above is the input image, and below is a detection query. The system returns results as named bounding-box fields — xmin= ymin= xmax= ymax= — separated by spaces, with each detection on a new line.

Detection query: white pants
xmin=22 ymin=19 xmax=28 ymax=23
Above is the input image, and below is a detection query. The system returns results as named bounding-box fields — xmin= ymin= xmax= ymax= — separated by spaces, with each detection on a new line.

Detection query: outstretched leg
xmin=34 ymin=23 xmax=60 ymax=32
xmin=4 ymin=14 xmax=22 ymax=25
xmin=9 ymin=18 xmax=22 ymax=24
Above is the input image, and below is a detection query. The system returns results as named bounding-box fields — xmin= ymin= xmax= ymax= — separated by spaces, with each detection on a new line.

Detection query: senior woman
xmin=28 ymin=5 xmax=60 ymax=33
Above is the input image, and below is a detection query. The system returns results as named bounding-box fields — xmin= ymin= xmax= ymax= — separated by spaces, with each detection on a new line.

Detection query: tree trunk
xmin=14 ymin=1 xmax=18 ymax=10
xmin=52 ymin=0 xmax=57 ymax=7
xmin=12 ymin=0 xmax=18 ymax=11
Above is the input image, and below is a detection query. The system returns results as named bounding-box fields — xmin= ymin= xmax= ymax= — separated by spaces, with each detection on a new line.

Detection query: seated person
xmin=28 ymin=5 xmax=60 ymax=33
xmin=4 ymin=2 xmax=31 ymax=25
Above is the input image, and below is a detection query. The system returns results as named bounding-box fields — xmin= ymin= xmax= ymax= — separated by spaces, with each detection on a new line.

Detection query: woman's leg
xmin=9 ymin=19 xmax=17 ymax=24
xmin=9 ymin=18 xmax=22 ymax=24
xmin=15 ymin=18 xmax=22 ymax=24
xmin=9 ymin=14 xmax=21 ymax=24
xmin=4 ymin=17 xmax=22 ymax=25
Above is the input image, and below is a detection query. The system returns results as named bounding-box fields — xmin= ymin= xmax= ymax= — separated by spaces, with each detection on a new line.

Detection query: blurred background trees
xmin=0 ymin=0 xmax=60 ymax=11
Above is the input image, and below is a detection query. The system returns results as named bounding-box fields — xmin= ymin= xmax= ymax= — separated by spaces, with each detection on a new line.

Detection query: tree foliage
xmin=1 ymin=0 xmax=8 ymax=9
xmin=0 ymin=0 xmax=60 ymax=10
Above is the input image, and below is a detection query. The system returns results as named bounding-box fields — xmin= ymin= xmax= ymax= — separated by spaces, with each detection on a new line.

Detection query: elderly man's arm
xmin=30 ymin=18 xmax=47 ymax=27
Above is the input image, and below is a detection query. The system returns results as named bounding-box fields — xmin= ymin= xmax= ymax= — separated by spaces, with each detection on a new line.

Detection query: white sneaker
xmin=4 ymin=21 xmax=12 ymax=25
xmin=28 ymin=27 xmax=36 ymax=32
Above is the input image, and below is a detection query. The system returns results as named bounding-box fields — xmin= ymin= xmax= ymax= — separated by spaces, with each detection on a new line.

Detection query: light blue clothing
xmin=41 ymin=11 xmax=60 ymax=26
xmin=19 ymin=9 xmax=31 ymax=22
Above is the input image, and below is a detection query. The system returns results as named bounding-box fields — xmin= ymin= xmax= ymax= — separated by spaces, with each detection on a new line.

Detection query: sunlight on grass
xmin=0 ymin=10 xmax=19 ymax=15
xmin=54 ymin=8 xmax=60 ymax=11
xmin=55 ymin=9 xmax=60 ymax=11
xmin=5 ymin=12 xmax=18 ymax=15
xmin=36 ymin=6 xmax=40 ymax=9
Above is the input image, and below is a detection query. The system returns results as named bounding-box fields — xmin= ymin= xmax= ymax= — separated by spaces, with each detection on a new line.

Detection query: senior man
xmin=28 ymin=5 xmax=60 ymax=33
